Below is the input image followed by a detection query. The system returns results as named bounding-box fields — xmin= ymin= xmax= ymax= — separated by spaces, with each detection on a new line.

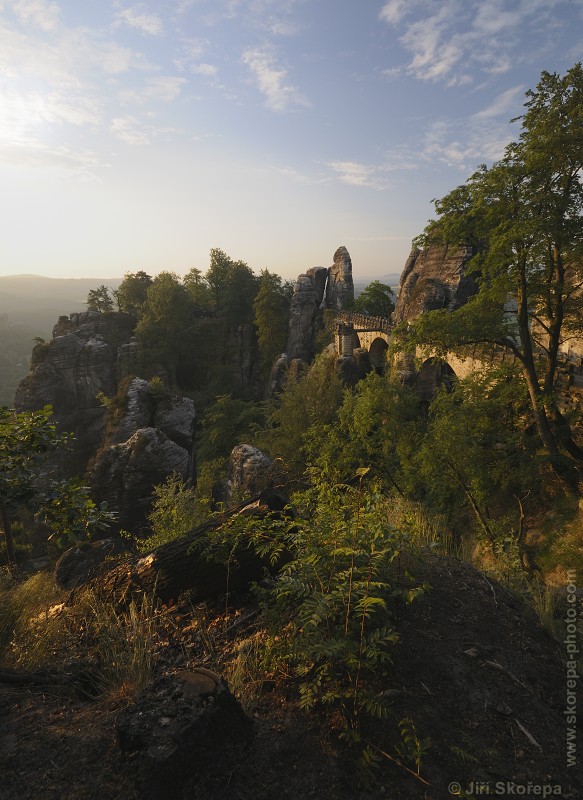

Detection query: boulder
xmin=116 ymin=669 xmax=251 ymax=800
xmin=91 ymin=428 xmax=191 ymax=533
xmin=393 ymin=244 xmax=477 ymax=323
xmin=326 ymin=246 xmax=354 ymax=311
xmin=227 ymin=444 xmax=278 ymax=501
xmin=54 ymin=539 xmax=119 ymax=590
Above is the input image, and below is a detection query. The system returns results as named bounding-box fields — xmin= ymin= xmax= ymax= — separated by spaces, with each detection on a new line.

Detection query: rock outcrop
xmin=91 ymin=427 xmax=191 ymax=533
xmin=325 ymin=246 xmax=354 ymax=311
xmin=393 ymin=244 xmax=477 ymax=323
xmin=228 ymin=444 xmax=278 ymax=499
xmin=15 ymin=312 xmax=135 ymax=474
xmin=90 ymin=377 xmax=196 ymax=532
xmin=265 ymin=354 xmax=306 ymax=398
xmin=286 ymin=274 xmax=320 ymax=362
xmin=16 ymin=312 xmax=196 ymax=533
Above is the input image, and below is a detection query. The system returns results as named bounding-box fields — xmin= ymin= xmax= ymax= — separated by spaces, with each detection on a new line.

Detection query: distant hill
xmin=0 ymin=275 xmax=121 ymax=406
xmin=0 ymin=275 xmax=122 ymax=333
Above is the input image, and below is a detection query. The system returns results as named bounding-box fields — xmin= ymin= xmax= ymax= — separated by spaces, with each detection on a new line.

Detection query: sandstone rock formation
xmin=393 ymin=244 xmax=477 ymax=323
xmin=286 ymin=274 xmax=320 ymax=362
xmin=16 ymin=312 xmax=196 ymax=533
xmin=91 ymin=427 xmax=191 ymax=533
xmin=16 ymin=312 xmax=135 ymax=474
xmin=89 ymin=377 xmax=196 ymax=531
xmin=265 ymin=354 xmax=306 ymax=398
xmin=325 ymin=246 xmax=354 ymax=311
xmin=227 ymin=444 xmax=279 ymax=501
xmin=284 ymin=248 xmax=354 ymax=367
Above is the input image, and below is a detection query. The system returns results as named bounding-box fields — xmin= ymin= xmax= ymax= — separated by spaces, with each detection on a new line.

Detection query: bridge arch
xmin=417 ymin=357 xmax=457 ymax=402
xmin=369 ymin=337 xmax=389 ymax=373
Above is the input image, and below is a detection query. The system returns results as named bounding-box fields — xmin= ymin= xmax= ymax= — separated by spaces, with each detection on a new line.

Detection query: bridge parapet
xmin=333 ymin=310 xmax=393 ymax=333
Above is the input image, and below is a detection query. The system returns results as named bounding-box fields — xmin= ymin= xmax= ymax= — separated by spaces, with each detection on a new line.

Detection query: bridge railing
xmin=326 ymin=309 xmax=393 ymax=333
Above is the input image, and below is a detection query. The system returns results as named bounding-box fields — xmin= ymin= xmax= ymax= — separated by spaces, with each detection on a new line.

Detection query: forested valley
xmin=1 ymin=66 xmax=582 ymax=800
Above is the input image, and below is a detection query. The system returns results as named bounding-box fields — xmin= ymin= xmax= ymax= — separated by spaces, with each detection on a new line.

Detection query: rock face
xmin=286 ymin=274 xmax=320 ymax=362
xmin=265 ymin=354 xmax=306 ymax=398
xmin=326 ymin=246 xmax=354 ymax=311
xmin=226 ymin=444 xmax=279 ymax=502
xmin=393 ymin=244 xmax=477 ymax=323
xmin=90 ymin=378 xmax=196 ymax=532
xmin=91 ymin=427 xmax=191 ymax=533
xmin=15 ymin=312 xmax=135 ymax=475
xmin=54 ymin=539 xmax=120 ymax=590
xmin=16 ymin=312 xmax=196 ymax=533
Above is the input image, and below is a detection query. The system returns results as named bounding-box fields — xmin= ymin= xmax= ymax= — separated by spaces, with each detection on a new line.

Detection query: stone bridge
xmin=331 ymin=311 xmax=508 ymax=399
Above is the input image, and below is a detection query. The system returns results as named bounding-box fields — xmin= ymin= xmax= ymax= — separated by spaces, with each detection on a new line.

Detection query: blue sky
xmin=1 ymin=0 xmax=582 ymax=282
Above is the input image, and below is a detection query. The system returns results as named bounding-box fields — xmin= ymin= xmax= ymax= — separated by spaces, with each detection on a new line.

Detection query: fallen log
xmin=82 ymin=488 xmax=291 ymax=605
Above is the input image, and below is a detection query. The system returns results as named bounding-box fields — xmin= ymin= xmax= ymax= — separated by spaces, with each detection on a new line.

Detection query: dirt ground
xmin=1 ymin=552 xmax=581 ymax=800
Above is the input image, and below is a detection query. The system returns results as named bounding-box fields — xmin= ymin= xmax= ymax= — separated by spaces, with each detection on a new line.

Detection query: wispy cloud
xmin=242 ymin=46 xmax=308 ymax=111
xmin=117 ymin=6 xmax=164 ymax=36
xmin=111 ymin=115 xmax=150 ymax=145
xmin=192 ymin=63 xmax=217 ymax=78
xmin=122 ymin=76 xmax=187 ymax=104
xmin=421 ymin=116 xmax=514 ymax=170
xmin=13 ymin=0 xmax=60 ymax=33
xmin=473 ymin=85 xmax=524 ymax=119
xmin=379 ymin=0 xmax=417 ymax=26
xmin=380 ymin=0 xmax=567 ymax=85
xmin=326 ymin=161 xmax=392 ymax=191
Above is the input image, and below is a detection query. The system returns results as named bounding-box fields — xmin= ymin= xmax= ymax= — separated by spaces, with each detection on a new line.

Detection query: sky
xmin=1 ymin=0 xmax=582 ymax=282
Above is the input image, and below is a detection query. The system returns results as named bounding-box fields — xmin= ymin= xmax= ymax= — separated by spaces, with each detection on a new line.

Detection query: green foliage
xmin=257 ymin=353 xmax=344 ymax=483
xmin=197 ymin=395 xmax=265 ymax=464
xmin=37 ymin=479 xmax=116 ymax=551
xmin=253 ymin=270 xmax=292 ymax=374
xmin=140 ymin=474 xmax=200 ymax=553
xmin=406 ymin=64 xmax=583 ymax=471
xmin=395 ymin=717 xmax=431 ymax=776
xmin=0 ymin=407 xmax=115 ymax=565
xmin=183 ymin=267 xmax=212 ymax=310
xmin=86 ymin=285 xmax=114 ymax=313
xmin=212 ymin=477 xmax=417 ymax=731
xmin=354 ymin=280 xmax=395 ymax=318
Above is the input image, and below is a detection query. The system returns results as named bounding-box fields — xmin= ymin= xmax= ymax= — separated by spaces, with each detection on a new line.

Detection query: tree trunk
xmin=0 ymin=501 xmax=16 ymax=571
xmin=85 ymin=489 xmax=290 ymax=605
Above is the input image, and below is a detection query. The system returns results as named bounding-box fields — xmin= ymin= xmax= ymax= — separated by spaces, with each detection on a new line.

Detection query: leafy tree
xmin=402 ymin=64 xmax=583 ymax=481
xmin=253 ymin=270 xmax=292 ymax=374
xmin=197 ymin=394 xmax=265 ymax=464
xmin=135 ymin=272 xmax=196 ymax=381
xmin=183 ymin=267 xmax=212 ymax=310
xmin=114 ymin=271 xmax=153 ymax=318
xmin=86 ymin=285 xmax=114 ymax=313
xmin=354 ymin=280 xmax=395 ymax=318
xmin=257 ymin=353 xmax=344 ymax=483
xmin=204 ymin=248 xmax=259 ymax=329
xmin=205 ymin=248 xmax=233 ymax=310
xmin=0 ymin=407 xmax=114 ymax=568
